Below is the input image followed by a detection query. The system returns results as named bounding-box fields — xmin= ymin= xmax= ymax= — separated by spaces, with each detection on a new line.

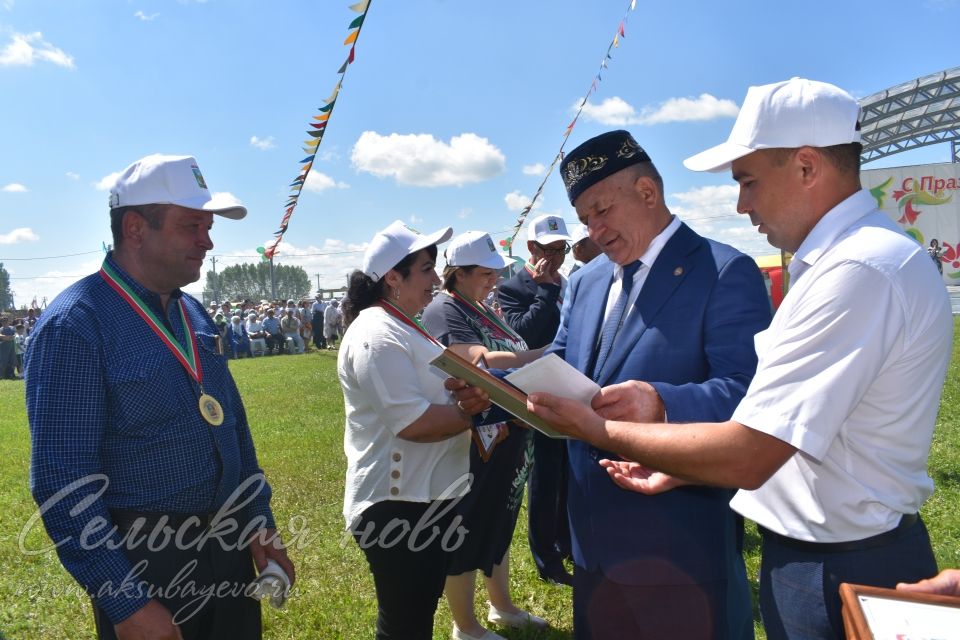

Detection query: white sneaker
xmin=451 ymin=624 xmax=506 ymax=640
xmin=487 ymin=602 xmax=549 ymax=629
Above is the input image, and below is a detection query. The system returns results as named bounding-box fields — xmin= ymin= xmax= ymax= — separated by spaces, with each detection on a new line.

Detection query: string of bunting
xmin=263 ymin=0 xmax=373 ymax=260
xmin=505 ymin=0 xmax=637 ymax=248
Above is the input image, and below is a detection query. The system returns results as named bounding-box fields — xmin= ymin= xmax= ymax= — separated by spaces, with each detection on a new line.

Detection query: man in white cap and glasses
xmin=497 ymin=213 xmax=575 ymax=586
xmin=26 ymin=154 xmax=294 ymax=640
xmin=524 ymin=78 xmax=952 ymax=639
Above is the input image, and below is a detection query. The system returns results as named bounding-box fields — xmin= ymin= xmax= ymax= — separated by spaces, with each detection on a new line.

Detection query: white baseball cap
xmin=683 ymin=78 xmax=862 ymax=173
xmin=527 ymin=214 xmax=572 ymax=244
xmin=569 ymin=223 xmax=590 ymax=246
xmin=362 ymin=219 xmax=453 ymax=281
xmin=445 ymin=231 xmax=511 ymax=269
xmin=109 ymin=154 xmax=247 ymax=219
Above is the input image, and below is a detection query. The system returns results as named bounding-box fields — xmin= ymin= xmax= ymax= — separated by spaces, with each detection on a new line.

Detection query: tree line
xmin=204 ymin=262 xmax=311 ymax=303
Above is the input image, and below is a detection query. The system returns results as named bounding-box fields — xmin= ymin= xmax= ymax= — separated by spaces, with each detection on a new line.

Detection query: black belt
xmin=759 ymin=513 xmax=919 ymax=553
xmin=109 ymin=509 xmax=216 ymax=532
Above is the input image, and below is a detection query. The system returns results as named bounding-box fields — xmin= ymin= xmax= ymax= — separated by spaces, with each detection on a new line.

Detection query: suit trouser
xmin=527 ymin=431 xmax=571 ymax=578
xmin=573 ymin=565 xmax=732 ymax=640
xmin=92 ymin=513 xmax=260 ymax=640
xmin=759 ymin=515 xmax=936 ymax=640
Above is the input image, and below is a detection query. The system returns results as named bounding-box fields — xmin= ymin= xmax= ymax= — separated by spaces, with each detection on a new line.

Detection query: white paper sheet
xmin=505 ymin=353 xmax=600 ymax=406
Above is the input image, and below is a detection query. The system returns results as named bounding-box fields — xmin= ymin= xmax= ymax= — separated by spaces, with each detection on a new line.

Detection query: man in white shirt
xmin=524 ymin=78 xmax=953 ymax=639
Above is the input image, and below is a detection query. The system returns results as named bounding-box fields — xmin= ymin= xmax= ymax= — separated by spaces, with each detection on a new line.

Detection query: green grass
xmin=2 ymin=320 xmax=960 ymax=638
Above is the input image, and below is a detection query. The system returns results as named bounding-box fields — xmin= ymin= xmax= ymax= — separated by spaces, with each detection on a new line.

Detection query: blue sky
xmin=1 ymin=0 xmax=958 ymax=306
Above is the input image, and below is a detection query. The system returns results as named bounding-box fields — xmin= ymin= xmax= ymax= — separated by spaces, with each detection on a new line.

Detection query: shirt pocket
xmin=107 ymin=350 xmax=185 ymax=439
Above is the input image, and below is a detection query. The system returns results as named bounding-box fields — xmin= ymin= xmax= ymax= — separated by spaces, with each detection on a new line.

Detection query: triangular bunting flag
xmin=348 ymin=46 xmax=355 ymax=64
xmin=349 ymin=0 xmax=369 ymax=13
xmin=301 ymin=155 xmax=316 ymax=163
xmin=349 ymin=14 xmax=365 ymax=29
xmin=318 ymin=102 xmax=335 ymax=113
xmin=338 ymin=58 xmax=348 ymax=74
xmin=344 ymin=29 xmax=359 ymax=45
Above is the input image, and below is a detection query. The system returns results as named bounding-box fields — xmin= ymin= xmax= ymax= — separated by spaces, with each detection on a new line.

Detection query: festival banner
xmin=264 ymin=1 xmax=372 ymax=260
xmin=863 ymin=162 xmax=960 ymax=283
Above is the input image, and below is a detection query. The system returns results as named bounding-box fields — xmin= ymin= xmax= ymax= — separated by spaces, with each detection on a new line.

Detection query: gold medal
xmin=198 ymin=393 xmax=224 ymax=426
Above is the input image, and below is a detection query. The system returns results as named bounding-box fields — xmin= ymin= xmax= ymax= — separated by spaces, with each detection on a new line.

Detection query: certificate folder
xmin=839 ymin=582 xmax=960 ymax=640
xmin=428 ymin=348 xmax=569 ymax=439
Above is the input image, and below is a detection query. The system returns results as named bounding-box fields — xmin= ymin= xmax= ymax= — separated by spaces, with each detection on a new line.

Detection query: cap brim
xmin=199 ymin=201 xmax=247 ymax=220
xmin=535 ymin=233 xmax=572 ymax=244
xmin=410 ymin=226 xmax=453 ymax=253
xmin=477 ymin=252 xmax=512 ymax=270
xmin=683 ymin=142 xmax=756 ymax=173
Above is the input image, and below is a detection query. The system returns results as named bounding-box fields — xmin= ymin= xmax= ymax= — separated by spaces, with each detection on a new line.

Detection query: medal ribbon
xmin=378 ymin=299 xmax=443 ymax=347
xmin=449 ymin=289 xmax=523 ymax=343
xmin=99 ymin=260 xmax=203 ymax=385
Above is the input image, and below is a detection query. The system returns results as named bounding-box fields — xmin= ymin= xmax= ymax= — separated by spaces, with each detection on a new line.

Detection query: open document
xmin=429 ymin=350 xmax=599 ymax=439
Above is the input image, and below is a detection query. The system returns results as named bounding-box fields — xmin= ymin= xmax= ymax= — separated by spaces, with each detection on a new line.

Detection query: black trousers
xmin=353 ymin=500 xmax=457 ymax=640
xmin=527 ymin=431 xmax=571 ymax=579
xmin=93 ymin=513 xmax=260 ymax=640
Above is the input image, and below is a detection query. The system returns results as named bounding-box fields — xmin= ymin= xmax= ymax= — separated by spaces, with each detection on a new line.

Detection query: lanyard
xmin=448 ymin=289 xmax=523 ymax=343
xmin=378 ymin=299 xmax=443 ymax=347
xmin=99 ymin=260 xmax=203 ymax=386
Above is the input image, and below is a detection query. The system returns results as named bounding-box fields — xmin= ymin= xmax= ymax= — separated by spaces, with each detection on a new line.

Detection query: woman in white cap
xmin=339 ymin=220 xmax=482 ymax=640
xmin=421 ymin=231 xmax=548 ymax=640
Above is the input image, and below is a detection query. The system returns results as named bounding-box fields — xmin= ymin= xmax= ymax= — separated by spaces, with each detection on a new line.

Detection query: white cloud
xmin=65 ymin=171 xmax=79 ymax=180
xmin=134 ymin=10 xmax=160 ymax=21
xmin=668 ymin=184 xmax=772 ymax=257
xmin=2 ymin=183 xmax=27 ymax=192
xmin=457 ymin=208 xmax=472 ymax=220
xmin=0 ymin=227 xmax=39 ymax=244
xmin=580 ymin=94 xmax=739 ymax=126
xmin=303 ymin=171 xmax=349 ymax=193
xmin=208 ymin=191 xmax=243 ymax=209
xmin=94 ymin=171 xmax=122 ymax=191
xmin=504 ymin=190 xmax=541 ymax=212
xmin=409 ymin=214 xmax=423 ymax=225
xmin=250 ymin=135 xmax=276 ymax=151
xmin=0 ymin=32 xmax=75 ymax=69
xmin=522 ymin=163 xmax=546 ymax=176
xmin=351 ymin=131 xmax=506 ymax=187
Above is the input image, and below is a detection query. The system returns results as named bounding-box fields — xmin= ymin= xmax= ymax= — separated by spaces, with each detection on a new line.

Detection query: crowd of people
xmin=19 ymin=77 xmax=959 ymax=640
xmin=207 ymin=296 xmax=343 ymax=358
xmin=0 ymin=307 xmax=39 ymax=379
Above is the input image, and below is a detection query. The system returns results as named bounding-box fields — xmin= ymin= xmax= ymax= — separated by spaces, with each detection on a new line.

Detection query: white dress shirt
xmin=731 ymin=189 xmax=953 ymax=542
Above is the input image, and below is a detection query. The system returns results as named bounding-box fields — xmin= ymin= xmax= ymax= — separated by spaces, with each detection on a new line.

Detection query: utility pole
xmin=210 ymin=256 xmax=219 ymax=305
xmin=315 ymin=273 xmax=320 ymax=294
xmin=269 ymin=256 xmax=277 ymax=301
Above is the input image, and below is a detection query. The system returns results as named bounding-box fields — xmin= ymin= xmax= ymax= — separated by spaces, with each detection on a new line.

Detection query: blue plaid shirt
xmin=25 ymin=253 xmax=275 ymax=624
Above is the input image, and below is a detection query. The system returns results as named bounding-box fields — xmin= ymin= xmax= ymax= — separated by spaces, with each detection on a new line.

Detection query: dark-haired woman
xmin=339 ymin=220 xmax=481 ymax=640
xmin=422 ymin=231 xmax=548 ymax=639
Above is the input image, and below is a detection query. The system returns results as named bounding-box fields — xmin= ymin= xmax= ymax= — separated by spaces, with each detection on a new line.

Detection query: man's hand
xmin=249 ymin=528 xmax=296 ymax=587
xmin=526 ymin=392 xmax=604 ymax=441
xmin=897 ymin=569 xmax=960 ymax=597
xmin=443 ymin=377 xmax=491 ymax=415
xmin=114 ymin=600 xmax=182 ymax=640
xmin=530 ymin=257 xmax=561 ymax=285
xmin=598 ymin=459 xmax=688 ymax=495
xmin=592 ymin=381 xmax=666 ymax=422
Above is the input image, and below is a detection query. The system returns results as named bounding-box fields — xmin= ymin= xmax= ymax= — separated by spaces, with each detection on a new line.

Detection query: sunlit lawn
xmin=2 ymin=319 xmax=959 ymax=638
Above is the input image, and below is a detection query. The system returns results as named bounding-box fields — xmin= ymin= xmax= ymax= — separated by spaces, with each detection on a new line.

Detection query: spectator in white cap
xmin=323 ymin=298 xmax=342 ymax=349
xmin=25 ymin=154 xmax=293 ymax=639
xmin=525 ymin=78 xmax=953 ymax=639
xmin=421 ymin=231 xmax=549 ymax=639
xmin=338 ymin=220 xmax=490 ymax=640
xmin=496 ymin=213 xmax=574 ymax=588
xmin=568 ymin=223 xmax=601 ymax=274
xmin=246 ymin=311 xmax=267 ymax=357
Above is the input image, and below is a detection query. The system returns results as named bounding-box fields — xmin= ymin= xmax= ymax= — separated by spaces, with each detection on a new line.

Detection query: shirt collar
xmin=613 ymin=214 xmax=681 ymax=279
xmin=789 ymin=189 xmax=875 ymax=280
xmin=104 ymin=252 xmax=183 ymax=314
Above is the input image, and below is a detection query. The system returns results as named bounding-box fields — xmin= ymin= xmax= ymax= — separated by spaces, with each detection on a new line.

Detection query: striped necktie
xmin=592 ymin=260 xmax=642 ymax=378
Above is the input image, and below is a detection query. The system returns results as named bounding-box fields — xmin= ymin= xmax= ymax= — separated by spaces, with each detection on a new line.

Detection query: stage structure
xmin=859 ymin=66 xmax=960 ymax=165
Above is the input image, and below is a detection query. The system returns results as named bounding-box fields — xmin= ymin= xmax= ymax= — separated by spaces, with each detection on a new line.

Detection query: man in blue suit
xmin=552 ymin=130 xmax=770 ymax=639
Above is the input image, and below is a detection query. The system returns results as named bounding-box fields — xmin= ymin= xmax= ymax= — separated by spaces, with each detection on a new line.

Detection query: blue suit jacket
xmin=549 ymin=222 xmax=771 ymax=585
xmin=497 ymin=268 xmax=564 ymax=349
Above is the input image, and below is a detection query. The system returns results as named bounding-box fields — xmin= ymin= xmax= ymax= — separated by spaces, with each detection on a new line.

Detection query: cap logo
xmin=191 ymin=165 xmax=207 ymax=190
xmin=548 ymin=219 xmax=559 ymax=231
xmin=486 ymin=237 xmax=495 ymax=252
xmin=562 ymin=154 xmax=608 ymax=191
xmin=109 ymin=192 xmax=120 ymax=208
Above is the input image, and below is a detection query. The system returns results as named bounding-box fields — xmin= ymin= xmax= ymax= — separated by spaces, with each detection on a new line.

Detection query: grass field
xmin=1 ymin=319 xmax=959 ymax=639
